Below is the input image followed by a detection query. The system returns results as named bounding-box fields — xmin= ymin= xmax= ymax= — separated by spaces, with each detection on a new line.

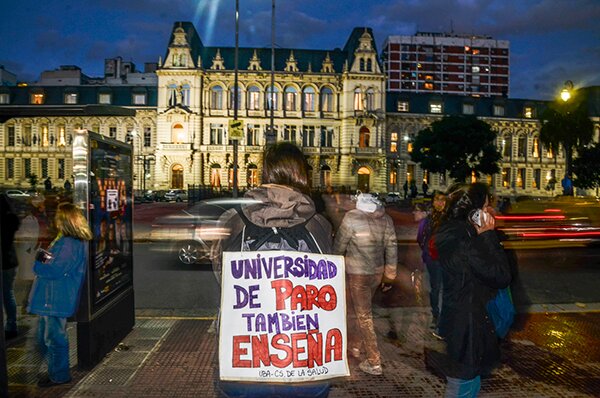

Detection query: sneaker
xmin=349 ymin=347 xmax=360 ymax=358
xmin=359 ymin=360 xmax=382 ymax=376
xmin=37 ymin=376 xmax=71 ymax=388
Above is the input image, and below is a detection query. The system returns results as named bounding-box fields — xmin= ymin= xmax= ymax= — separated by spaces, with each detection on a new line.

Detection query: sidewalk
xmin=7 ymin=306 xmax=600 ymax=397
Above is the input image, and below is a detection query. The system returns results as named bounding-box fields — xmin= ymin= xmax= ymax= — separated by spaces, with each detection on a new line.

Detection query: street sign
xmin=229 ymin=119 xmax=244 ymax=140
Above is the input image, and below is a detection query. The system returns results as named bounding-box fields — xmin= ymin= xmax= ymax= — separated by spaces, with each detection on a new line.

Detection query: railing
xmin=161 ymin=143 xmax=192 ymax=150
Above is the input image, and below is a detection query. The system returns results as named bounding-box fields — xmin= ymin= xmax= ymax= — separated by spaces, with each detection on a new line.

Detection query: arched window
xmin=365 ymin=89 xmax=375 ymax=111
xmin=167 ymin=83 xmax=178 ymax=106
xmin=320 ymin=87 xmax=333 ymax=112
xmin=210 ymin=164 xmax=221 ymax=187
xmin=357 ymin=166 xmax=370 ymax=193
xmin=359 ymin=126 xmax=370 ymax=148
xmin=171 ymin=123 xmax=185 ymax=143
xmin=229 ymin=85 xmax=242 ymax=110
xmin=266 ymin=85 xmax=279 ymax=110
xmin=320 ymin=165 xmax=331 ymax=188
xmin=366 ymin=59 xmax=372 ymax=72
xmin=210 ymin=86 xmax=223 ymax=110
xmin=502 ymin=134 xmax=512 ymax=158
xmin=303 ymin=87 xmax=315 ymax=112
xmin=284 ymin=86 xmax=297 ymax=111
xmin=360 ymin=59 xmax=365 ymax=71
xmin=354 ymin=88 xmax=364 ymax=111
xmin=247 ymin=164 xmax=258 ymax=187
xmin=247 ymin=86 xmax=260 ymax=110
xmin=171 ymin=164 xmax=184 ymax=189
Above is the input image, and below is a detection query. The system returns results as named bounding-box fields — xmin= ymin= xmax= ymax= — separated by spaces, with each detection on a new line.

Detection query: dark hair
xmin=444 ymin=182 xmax=490 ymax=221
xmin=262 ymin=142 xmax=309 ymax=193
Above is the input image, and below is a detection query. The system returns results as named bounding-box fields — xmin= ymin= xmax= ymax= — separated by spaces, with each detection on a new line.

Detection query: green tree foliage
xmin=572 ymin=143 xmax=600 ymax=191
xmin=539 ymin=94 xmax=594 ymax=179
xmin=410 ymin=115 xmax=502 ymax=182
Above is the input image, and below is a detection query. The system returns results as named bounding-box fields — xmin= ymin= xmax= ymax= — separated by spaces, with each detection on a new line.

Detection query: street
xmin=132 ymin=202 xmax=600 ymax=314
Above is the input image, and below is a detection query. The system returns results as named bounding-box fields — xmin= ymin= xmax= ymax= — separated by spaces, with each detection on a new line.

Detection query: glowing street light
xmin=560 ymin=80 xmax=574 ymax=102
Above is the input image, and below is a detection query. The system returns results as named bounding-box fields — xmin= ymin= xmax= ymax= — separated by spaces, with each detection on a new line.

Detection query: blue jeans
xmin=445 ymin=376 xmax=481 ymax=398
xmin=426 ymin=260 xmax=443 ymax=322
xmin=37 ymin=316 xmax=71 ymax=383
xmin=2 ymin=268 xmax=17 ymax=333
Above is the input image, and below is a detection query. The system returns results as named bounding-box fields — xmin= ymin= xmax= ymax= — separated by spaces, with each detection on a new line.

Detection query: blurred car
xmin=164 ymin=189 xmax=188 ymax=202
xmin=384 ymin=192 xmax=402 ymax=204
xmin=5 ymin=190 xmax=30 ymax=199
xmin=150 ymin=197 xmax=260 ymax=265
xmin=495 ymin=196 xmax=600 ymax=249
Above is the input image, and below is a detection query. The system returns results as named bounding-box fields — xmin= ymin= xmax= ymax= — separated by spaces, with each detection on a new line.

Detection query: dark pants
xmin=426 ymin=260 xmax=443 ymax=322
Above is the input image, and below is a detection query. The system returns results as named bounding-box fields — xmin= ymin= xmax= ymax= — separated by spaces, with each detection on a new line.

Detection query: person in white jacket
xmin=333 ymin=193 xmax=398 ymax=375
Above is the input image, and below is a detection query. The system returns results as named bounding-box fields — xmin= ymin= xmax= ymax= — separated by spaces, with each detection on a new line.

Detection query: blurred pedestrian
xmin=410 ymin=180 xmax=418 ymax=198
xmin=27 ymin=203 xmax=92 ymax=388
xmin=1 ymin=194 xmax=20 ymax=340
xmin=63 ymin=179 xmax=72 ymax=192
xmin=15 ymin=203 xmax=40 ymax=314
xmin=44 ymin=176 xmax=53 ymax=192
xmin=433 ymin=183 xmax=511 ymax=397
xmin=416 ymin=191 xmax=446 ymax=335
xmin=334 ymin=192 xmax=397 ymax=375
xmin=422 ymin=180 xmax=429 ymax=197
xmin=403 ymin=180 xmax=408 ymax=199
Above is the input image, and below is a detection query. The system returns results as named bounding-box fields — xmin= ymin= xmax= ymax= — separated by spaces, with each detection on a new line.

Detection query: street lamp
xmin=560 ymin=80 xmax=573 ymax=102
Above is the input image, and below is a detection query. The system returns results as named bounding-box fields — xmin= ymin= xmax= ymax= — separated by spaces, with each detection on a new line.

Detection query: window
xmin=229 ymin=85 xmax=242 ymax=110
xmin=284 ymin=86 xmax=297 ymax=111
xmin=31 ymin=93 xmax=44 ymax=104
xmin=397 ymin=101 xmax=409 ymax=112
xmin=133 ymin=93 xmax=146 ymax=105
xmin=109 ymin=126 xmax=117 ymax=139
xmin=144 ymin=127 xmax=151 ymax=147
xmin=359 ymin=126 xmax=370 ymax=147
xmin=64 ymin=93 xmax=78 ymax=104
xmin=167 ymin=84 xmax=178 ymax=106
xmin=429 ymin=103 xmax=442 ymax=113
xmin=390 ymin=170 xmax=397 ymax=185
xmin=246 ymin=124 xmax=260 ymax=146
xmin=283 ymin=125 xmax=297 ymax=142
xmin=390 ymin=132 xmax=398 ymax=152
xmin=517 ymin=136 xmax=526 ymax=157
xmin=532 ymin=137 xmax=540 ymax=158
xmin=462 ymin=103 xmax=474 ymax=115
xmin=493 ymin=104 xmax=505 ymax=116
xmin=58 ymin=159 xmax=65 ymax=180
xmin=502 ymin=168 xmax=511 ymax=187
xmin=0 ymin=93 xmax=9 ymax=104
xmin=172 ymin=123 xmax=185 ymax=143
xmin=320 ymin=165 xmax=332 ymax=188
xmin=321 ymin=126 xmax=334 ymax=147
xmin=181 ymin=84 xmax=191 ymax=106
xmin=302 ymin=126 xmax=316 ymax=147
xmin=24 ymin=158 xmax=31 ymax=177
xmin=502 ymin=136 xmax=512 ymax=158
xmin=6 ymin=158 xmax=14 ymax=179
xmin=524 ymin=106 xmax=534 ymax=118
xmin=247 ymin=165 xmax=258 ymax=187
xmin=7 ymin=126 xmax=15 ymax=146
xmin=247 ymin=86 xmax=260 ymax=110
xmin=41 ymin=158 xmax=48 ymax=178
xmin=472 ymin=66 xmax=480 ymax=73
xmin=210 ymin=124 xmax=224 ymax=145
xmin=211 ymin=86 xmax=223 ymax=110
xmin=210 ymin=164 xmax=221 ymax=187
xmin=41 ymin=125 xmax=49 ymax=147
xmin=533 ymin=169 xmax=541 ymax=189
xmin=99 ymin=93 xmax=111 ymax=104
xmin=303 ymin=87 xmax=315 ymax=112
xmin=353 ymin=89 xmax=364 ymax=111
xmin=365 ymin=89 xmax=375 ymax=111
xmin=517 ymin=168 xmax=526 ymax=188
xmin=58 ymin=125 xmax=66 ymax=146
xmin=22 ymin=125 xmax=32 ymax=146
xmin=266 ymin=86 xmax=279 ymax=110
xmin=320 ymin=87 xmax=333 ymax=112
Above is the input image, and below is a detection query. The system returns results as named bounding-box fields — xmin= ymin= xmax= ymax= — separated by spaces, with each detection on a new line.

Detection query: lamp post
xmin=560 ymin=80 xmax=574 ymax=196
xmin=127 ymin=129 xmax=155 ymax=193
xmin=232 ymin=0 xmax=240 ymax=198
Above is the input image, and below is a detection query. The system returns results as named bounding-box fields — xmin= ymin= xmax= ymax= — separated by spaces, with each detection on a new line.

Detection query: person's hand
xmin=380 ymin=282 xmax=393 ymax=293
xmin=476 ymin=209 xmax=495 ymax=234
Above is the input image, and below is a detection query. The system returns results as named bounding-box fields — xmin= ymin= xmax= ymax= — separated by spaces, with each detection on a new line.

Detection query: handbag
xmin=486 ymin=287 xmax=515 ymax=338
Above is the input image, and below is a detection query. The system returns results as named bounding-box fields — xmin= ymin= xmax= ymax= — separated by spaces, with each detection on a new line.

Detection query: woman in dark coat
xmin=435 ymin=183 xmax=511 ymax=397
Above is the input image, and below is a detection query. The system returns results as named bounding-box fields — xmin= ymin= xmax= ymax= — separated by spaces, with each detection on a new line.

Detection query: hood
xmin=242 ymin=184 xmax=316 ymax=228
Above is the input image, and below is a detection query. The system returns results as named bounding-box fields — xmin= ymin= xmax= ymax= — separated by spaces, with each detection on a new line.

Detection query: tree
xmin=572 ymin=143 xmax=600 ymax=196
xmin=410 ymin=115 xmax=502 ymax=182
xmin=539 ymin=92 xmax=594 ymax=187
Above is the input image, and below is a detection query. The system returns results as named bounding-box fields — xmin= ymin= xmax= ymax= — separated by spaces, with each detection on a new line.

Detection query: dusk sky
xmin=1 ymin=0 xmax=598 ymax=100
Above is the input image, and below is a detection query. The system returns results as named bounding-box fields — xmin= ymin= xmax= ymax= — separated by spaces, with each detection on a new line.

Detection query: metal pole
xmin=268 ymin=0 xmax=275 ymax=145
xmin=232 ymin=0 xmax=239 ymax=198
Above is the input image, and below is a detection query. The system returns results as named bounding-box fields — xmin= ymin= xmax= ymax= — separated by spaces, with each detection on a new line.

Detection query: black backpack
xmin=227 ymin=207 xmax=323 ymax=254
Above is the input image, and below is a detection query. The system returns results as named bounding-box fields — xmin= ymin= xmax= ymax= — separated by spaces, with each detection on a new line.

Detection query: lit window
xmin=502 ymin=168 xmax=511 ymax=187
xmin=407 ymin=141 xmax=413 ymax=153
xmin=532 ymin=137 xmax=540 ymax=158
xmin=390 ymin=170 xmax=397 ymax=185
xmin=247 ymin=86 xmax=260 ymax=110
xmin=303 ymin=87 xmax=315 ymax=112
xmin=354 ymin=89 xmax=364 ymax=111
xmin=424 ymin=82 xmax=434 ymax=90
xmin=284 ymin=86 xmax=297 ymax=111
xmin=99 ymin=93 xmax=111 ymax=104
xmin=0 ymin=93 xmax=9 ymax=104
xmin=429 ymin=103 xmax=442 ymax=113
xmin=359 ymin=126 xmax=370 ymax=148
xmin=64 ymin=93 xmax=78 ymax=104
xmin=211 ymin=86 xmax=223 ymax=110
xmin=390 ymin=132 xmax=398 ymax=153
xmin=365 ymin=89 xmax=375 ymax=111
xmin=472 ymin=66 xmax=480 ymax=73
xmin=320 ymin=87 xmax=333 ymax=112
xmin=494 ymin=105 xmax=505 ymax=116
xmin=524 ymin=106 xmax=534 ymax=118
xmin=397 ymin=101 xmax=409 ymax=112
xmin=266 ymin=86 xmax=279 ymax=110
xmin=463 ymin=103 xmax=474 ymax=115
xmin=31 ymin=93 xmax=44 ymax=104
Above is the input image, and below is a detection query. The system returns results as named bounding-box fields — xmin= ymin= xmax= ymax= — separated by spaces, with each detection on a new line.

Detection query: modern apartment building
xmin=382 ymin=32 xmax=509 ymax=98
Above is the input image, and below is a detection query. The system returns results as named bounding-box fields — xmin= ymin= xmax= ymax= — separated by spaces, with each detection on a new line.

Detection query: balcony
xmin=354 ymin=147 xmax=380 ymax=155
xmin=161 ymin=143 xmax=192 ymax=151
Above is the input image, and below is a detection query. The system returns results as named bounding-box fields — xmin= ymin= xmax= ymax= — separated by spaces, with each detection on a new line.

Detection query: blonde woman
xmin=28 ymin=203 xmax=92 ymax=388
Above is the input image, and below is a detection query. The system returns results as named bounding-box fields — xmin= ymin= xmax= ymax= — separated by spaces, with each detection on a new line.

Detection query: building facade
xmin=382 ymin=32 xmax=510 ymax=98
xmin=1 ymin=23 xmax=599 ymax=198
